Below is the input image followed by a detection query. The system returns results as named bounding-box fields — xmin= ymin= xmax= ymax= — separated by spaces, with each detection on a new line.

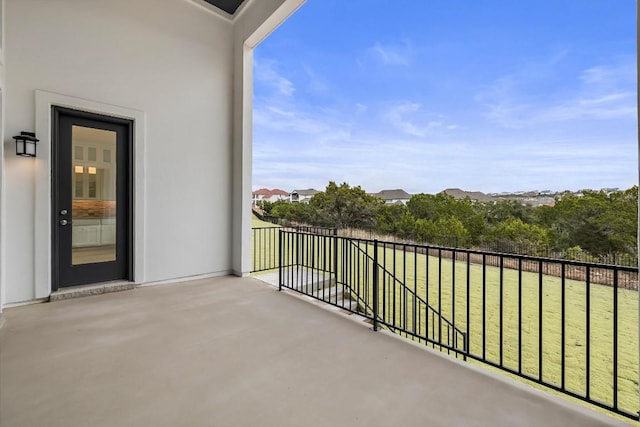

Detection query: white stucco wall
xmin=0 ymin=0 xmax=5 ymax=315
xmin=4 ymin=0 xmax=235 ymax=303
xmin=1 ymin=0 xmax=306 ymax=306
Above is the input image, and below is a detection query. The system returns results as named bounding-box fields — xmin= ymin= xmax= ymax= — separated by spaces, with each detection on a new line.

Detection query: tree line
xmin=259 ymin=182 xmax=638 ymax=261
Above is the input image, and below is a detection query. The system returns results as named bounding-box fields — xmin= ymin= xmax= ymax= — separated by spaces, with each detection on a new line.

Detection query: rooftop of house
xmin=291 ymin=189 xmax=319 ymax=196
xmin=372 ymin=189 xmax=412 ymax=200
xmin=442 ymin=188 xmax=495 ymax=203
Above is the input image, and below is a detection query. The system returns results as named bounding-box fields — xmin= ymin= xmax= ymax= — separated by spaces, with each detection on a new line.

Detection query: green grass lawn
xmin=252 ymin=216 xmax=279 ymax=228
xmin=252 ymin=229 xmax=639 ymax=420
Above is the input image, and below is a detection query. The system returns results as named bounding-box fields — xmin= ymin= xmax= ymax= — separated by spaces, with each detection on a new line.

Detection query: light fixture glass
xmin=74 ymin=165 xmax=84 ymax=174
xmin=13 ymin=131 xmax=38 ymax=157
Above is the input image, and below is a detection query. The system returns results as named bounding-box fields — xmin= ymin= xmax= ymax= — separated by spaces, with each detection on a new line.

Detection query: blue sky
xmin=252 ymin=0 xmax=637 ymax=194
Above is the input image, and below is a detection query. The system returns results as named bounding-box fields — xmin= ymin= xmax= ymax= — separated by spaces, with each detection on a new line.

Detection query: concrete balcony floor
xmin=0 ymin=276 xmax=629 ymax=427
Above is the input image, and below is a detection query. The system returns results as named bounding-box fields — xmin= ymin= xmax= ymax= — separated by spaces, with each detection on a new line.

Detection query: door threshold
xmin=50 ymin=281 xmax=135 ymax=302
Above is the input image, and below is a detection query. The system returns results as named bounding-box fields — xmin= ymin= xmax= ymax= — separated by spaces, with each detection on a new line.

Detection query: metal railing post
xmin=462 ymin=332 xmax=468 ymax=361
xmin=333 ymin=228 xmax=338 ymax=285
xmin=373 ymin=239 xmax=379 ymax=331
xmin=278 ymin=229 xmax=283 ymax=292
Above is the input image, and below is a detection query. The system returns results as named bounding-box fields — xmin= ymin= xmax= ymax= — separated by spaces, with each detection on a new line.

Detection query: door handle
xmin=59 ymin=219 xmax=71 ymax=226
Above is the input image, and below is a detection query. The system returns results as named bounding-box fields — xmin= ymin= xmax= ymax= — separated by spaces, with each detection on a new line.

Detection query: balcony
xmin=0 ymin=275 xmax=629 ymax=426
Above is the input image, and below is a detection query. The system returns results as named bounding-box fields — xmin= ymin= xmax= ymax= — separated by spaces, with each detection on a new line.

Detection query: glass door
xmin=53 ymin=108 xmax=132 ymax=289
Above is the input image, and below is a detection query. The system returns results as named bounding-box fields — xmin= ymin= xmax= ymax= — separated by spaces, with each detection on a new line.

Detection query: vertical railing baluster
xmin=302 ymin=233 xmax=306 ymax=294
xmin=333 ymin=228 xmax=338 ymax=288
xmin=373 ymin=240 xmax=379 ymax=331
xmin=393 ymin=243 xmax=397 ymax=329
xmin=452 ymin=249 xmax=456 ymax=355
xmin=499 ymin=255 xmax=504 ymax=367
xmin=482 ymin=254 xmax=487 ymax=360
xmin=383 ymin=243 xmax=387 ymax=323
xmin=253 ymin=228 xmax=257 ymax=271
xmin=466 ymin=254 xmax=470 ymax=359
xmin=561 ymin=263 xmax=566 ymax=391
xmin=278 ymin=229 xmax=283 ymax=291
xmin=613 ymin=268 xmax=618 ymax=410
xmin=322 ymin=234 xmax=327 ymax=302
xmin=438 ymin=248 xmax=442 ymax=344
xmin=403 ymin=245 xmax=407 ymax=331
xmin=538 ymin=259 xmax=543 ymax=381
xmin=426 ymin=246 xmax=430 ymax=342
xmin=586 ymin=265 xmax=591 ymax=400
xmin=413 ymin=247 xmax=418 ymax=335
xmin=518 ymin=257 xmax=522 ymax=374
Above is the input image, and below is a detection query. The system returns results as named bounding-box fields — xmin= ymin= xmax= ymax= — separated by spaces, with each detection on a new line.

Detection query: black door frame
xmin=51 ymin=107 xmax=134 ymax=291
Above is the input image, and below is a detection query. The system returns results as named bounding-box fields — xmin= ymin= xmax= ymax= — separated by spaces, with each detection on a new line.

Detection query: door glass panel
xmin=71 ymin=125 xmax=117 ymax=265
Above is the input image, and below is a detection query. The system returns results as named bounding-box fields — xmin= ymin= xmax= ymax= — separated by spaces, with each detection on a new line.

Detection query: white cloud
xmin=367 ymin=41 xmax=412 ymax=66
xmin=383 ymin=102 xmax=455 ymax=138
xmin=302 ymin=64 xmax=329 ymax=93
xmin=580 ymin=60 xmax=636 ymax=87
xmin=254 ymin=59 xmax=295 ymax=97
xmin=478 ymin=55 xmax=637 ymax=128
xmin=355 ymin=103 xmax=368 ymax=115
xmin=384 ymin=102 xmax=426 ymax=136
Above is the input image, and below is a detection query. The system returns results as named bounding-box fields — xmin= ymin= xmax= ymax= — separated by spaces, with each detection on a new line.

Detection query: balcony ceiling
xmin=202 ymin=0 xmax=246 ymax=15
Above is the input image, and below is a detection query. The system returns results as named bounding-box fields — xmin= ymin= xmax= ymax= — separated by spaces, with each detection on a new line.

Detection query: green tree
xmin=489 ymin=218 xmax=550 ymax=246
xmin=483 ymin=200 xmax=534 ymax=225
xmin=271 ymin=201 xmax=314 ymax=224
xmin=397 ymin=212 xmax=417 ymax=239
xmin=414 ymin=217 xmax=469 ymax=246
xmin=551 ymin=188 xmax=637 ymax=255
xmin=376 ymin=203 xmax=409 ymax=235
xmin=407 ymin=193 xmax=484 ymax=243
xmin=309 ymin=182 xmax=384 ymax=229
xmin=407 ymin=193 xmax=452 ymax=220
xmin=259 ymin=200 xmax=287 ymax=215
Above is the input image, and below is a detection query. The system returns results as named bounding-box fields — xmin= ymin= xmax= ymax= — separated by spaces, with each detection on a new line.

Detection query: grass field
xmin=252 ymin=216 xmax=279 ymax=228
xmin=253 ymin=226 xmax=639 ymax=420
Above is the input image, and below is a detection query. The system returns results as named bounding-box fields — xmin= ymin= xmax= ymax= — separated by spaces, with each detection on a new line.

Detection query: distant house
xmin=442 ymin=188 xmax=495 ymax=203
xmin=372 ymin=189 xmax=412 ymax=205
xmin=290 ymin=189 xmax=319 ymax=204
xmin=252 ymin=188 xmax=289 ymax=206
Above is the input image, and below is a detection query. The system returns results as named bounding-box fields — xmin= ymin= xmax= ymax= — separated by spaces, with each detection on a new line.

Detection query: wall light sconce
xmin=13 ymin=131 xmax=39 ymax=157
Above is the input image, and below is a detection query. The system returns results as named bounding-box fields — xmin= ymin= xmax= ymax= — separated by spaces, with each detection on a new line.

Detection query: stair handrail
xmin=346 ymin=239 xmax=465 ymax=338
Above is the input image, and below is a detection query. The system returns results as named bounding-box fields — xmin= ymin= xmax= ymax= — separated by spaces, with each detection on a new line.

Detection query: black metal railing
xmin=275 ymin=229 xmax=639 ymax=421
xmin=339 ymin=228 xmax=638 ymax=268
xmin=252 ymin=225 xmax=336 ymax=273
xmin=252 ymin=226 xmax=281 ymax=273
xmin=344 ymin=239 xmax=467 ymax=357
